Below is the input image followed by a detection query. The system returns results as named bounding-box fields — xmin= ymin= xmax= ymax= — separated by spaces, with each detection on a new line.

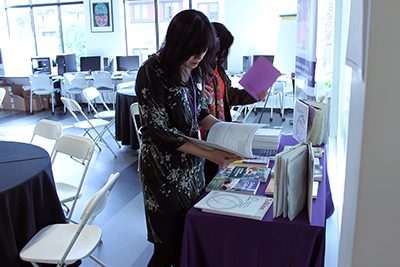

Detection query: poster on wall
xmin=295 ymin=0 xmax=318 ymax=97
xmin=90 ymin=0 xmax=114 ymax=33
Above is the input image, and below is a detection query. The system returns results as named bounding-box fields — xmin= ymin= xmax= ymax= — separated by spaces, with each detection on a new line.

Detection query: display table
xmin=115 ymin=89 xmax=140 ymax=149
xmin=0 ymin=141 xmax=66 ymax=267
xmin=181 ymin=135 xmax=334 ymax=267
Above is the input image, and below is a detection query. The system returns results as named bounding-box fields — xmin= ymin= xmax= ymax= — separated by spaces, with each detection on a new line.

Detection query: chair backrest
xmin=0 ymin=87 xmax=6 ymax=104
xmin=30 ymin=119 xmax=63 ymax=157
xmin=52 ymin=133 xmax=95 ymax=223
xmin=130 ymin=102 xmax=142 ymax=145
xmin=121 ymin=71 xmax=137 ymax=83
xmin=58 ymin=172 xmax=120 ymax=266
xmin=52 ymin=133 xmax=94 ymax=162
xmin=92 ymin=71 xmax=113 ymax=89
xmin=116 ymin=81 xmax=135 ymax=92
xmin=29 ymin=73 xmax=53 ymax=91
xmin=63 ymin=72 xmax=88 ymax=91
xmin=61 ymin=96 xmax=86 ymax=124
xmin=81 ymin=172 xmax=120 ymax=224
xmin=82 ymin=87 xmax=110 ymax=113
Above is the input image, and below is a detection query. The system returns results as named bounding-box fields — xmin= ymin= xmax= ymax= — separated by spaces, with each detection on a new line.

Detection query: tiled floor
xmin=0 ymin=105 xmax=341 ymax=267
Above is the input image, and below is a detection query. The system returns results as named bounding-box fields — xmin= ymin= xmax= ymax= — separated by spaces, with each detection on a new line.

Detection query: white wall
xmin=224 ymin=0 xmax=297 ymax=73
xmin=339 ymin=0 xmax=400 ymax=265
xmin=84 ymin=0 xmax=126 ymax=62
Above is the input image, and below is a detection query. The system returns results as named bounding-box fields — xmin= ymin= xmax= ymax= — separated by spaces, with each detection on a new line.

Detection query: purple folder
xmin=239 ymin=56 xmax=282 ymax=100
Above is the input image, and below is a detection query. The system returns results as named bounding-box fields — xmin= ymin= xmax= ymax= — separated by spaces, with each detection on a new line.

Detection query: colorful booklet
xmin=206 ymin=177 xmax=260 ymax=195
xmin=215 ymin=165 xmax=271 ymax=183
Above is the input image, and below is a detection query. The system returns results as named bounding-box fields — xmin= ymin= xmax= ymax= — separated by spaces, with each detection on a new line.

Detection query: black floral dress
xmin=135 ymin=54 xmax=209 ymax=244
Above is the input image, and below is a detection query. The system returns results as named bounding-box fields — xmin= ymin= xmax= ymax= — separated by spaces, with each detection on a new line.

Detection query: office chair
xmin=91 ymin=71 xmax=115 ymax=109
xmin=28 ymin=73 xmax=60 ymax=114
xmin=62 ymin=72 xmax=88 ymax=113
xmin=19 ymin=172 xmax=120 ymax=267
xmin=82 ymin=87 xmax=121 ymax=149
xmin=121 ymin=71 xmax=137 ymax=83
xmin=130 ymin=102 xmax=141 ymax=171
xmin=61 ymin=96 xmax=118 ymax=158
xmin=30 ymin=119 xmax=62 ymax=158
xmin=51 ymin=133 xmax=95 ymax=223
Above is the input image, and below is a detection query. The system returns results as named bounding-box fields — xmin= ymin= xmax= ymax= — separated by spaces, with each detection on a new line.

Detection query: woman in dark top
xmin=203 ymin=22 xmax=269 ymax=183
xmin=135 ymin=10 xmax=239 ymax=267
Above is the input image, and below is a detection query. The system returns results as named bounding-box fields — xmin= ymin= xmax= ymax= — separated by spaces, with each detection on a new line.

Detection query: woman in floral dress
xmin=135 ymin=9 xmax=239 ymax=267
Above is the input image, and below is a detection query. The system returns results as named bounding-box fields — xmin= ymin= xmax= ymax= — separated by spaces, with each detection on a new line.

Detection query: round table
xmin=115 ymin=89 xmax=140 ymax=149
xmin=0 ymin=141 xmax=66 ymax=267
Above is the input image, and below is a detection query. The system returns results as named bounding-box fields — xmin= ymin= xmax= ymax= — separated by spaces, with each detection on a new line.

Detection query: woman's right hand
xmin=204 ymin=84 xmax=214 ymax=100
xmin=206 ymin=149 xmax=242 ymax=168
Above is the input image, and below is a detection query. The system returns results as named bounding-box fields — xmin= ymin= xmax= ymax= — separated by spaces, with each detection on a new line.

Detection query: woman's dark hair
xmin=159 ymin=9 xmax=218 ymax=85
xmin=212 ymin=22 xmax=234 ymax=67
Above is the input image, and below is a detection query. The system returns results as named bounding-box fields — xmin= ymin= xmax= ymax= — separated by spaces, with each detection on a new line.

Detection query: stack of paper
xmin=195 ymin=190 xmax=273 ymax=220
xmin=252 ymin=128 xmax=282 ymax=150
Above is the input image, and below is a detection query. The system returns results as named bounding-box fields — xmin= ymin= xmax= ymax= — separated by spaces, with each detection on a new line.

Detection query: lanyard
xmin=183 ymin=74 xmax=201 ymax=139
xmin=183 ymin=74 xmax=197 ymax=122
xmin=207 ymin=73 xmax=216 ymax=85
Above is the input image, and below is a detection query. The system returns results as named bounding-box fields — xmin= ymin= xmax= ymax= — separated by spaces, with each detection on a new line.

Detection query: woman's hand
xmin=257 ymin=91 xmax=268 ymax=101
xmin=204 ymin=84 xmax=214 ymax=100
xmin=206 ymin=149 xmax=242 ymax=168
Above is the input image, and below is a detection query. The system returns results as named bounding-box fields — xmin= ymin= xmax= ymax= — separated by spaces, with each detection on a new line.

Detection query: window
xmin=197 ymin=2 xmax=218 ymax=21
xmin=3 ymin=0 xmax=85 ymax=76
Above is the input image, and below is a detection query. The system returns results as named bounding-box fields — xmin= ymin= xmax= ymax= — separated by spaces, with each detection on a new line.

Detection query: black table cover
xmin=0 ymin=141 xmax=66 ymax=267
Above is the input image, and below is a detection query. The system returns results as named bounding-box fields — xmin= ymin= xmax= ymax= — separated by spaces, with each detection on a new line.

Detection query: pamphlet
xmin=239 ymin=56 xmax=282 ymax=100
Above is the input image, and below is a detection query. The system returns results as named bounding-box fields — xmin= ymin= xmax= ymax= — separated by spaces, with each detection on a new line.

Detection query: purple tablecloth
xmin=181 ymin=135 xmax=334 ymax=267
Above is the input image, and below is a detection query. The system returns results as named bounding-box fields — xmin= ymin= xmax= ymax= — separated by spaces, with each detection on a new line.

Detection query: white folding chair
xmin=61 ymin=96 xmax=118 ymax=158
xmin=130 ymin=102 xmax=141 ymax=171
xmin=0 ymin=87 xmax=5 ymax=105
xmin=29 ymin=73 xmax=60 ymax=114
xmin=92 ymin=71 xmax=115 ymax=109
xmin=19 ymin=172 xmax=120 ymax=267
xmin=52 ymin=134 xmax=95 ymax=223
xmin=30 ymin=119 xmax=62 ymax=158
xmin=62 ymin=72 xmax=88 ymax=113
xmin=82 ymin=87 xmax=121 ymax=149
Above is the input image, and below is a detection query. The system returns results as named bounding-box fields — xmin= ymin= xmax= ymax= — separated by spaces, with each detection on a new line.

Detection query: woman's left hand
xmin=257 ymin=91 xmax=268 ymax=101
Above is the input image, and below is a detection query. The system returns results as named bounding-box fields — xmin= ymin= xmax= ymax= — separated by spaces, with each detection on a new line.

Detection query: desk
xmin=0 ymin=141 xmax=66 ymax=267
xmin=181 ymin=135 xmax=334 ymax=267
xmin=115 ymin=89 xmax=140 ymax=149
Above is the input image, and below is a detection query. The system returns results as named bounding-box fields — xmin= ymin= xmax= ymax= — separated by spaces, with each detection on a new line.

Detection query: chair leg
xmin=30 ymin=91 xmax=33 ymax=114
xmin=89 ymin=255 xmax=107 ymax=267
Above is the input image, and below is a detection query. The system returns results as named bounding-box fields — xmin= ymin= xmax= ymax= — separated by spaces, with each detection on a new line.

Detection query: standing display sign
xmin=295 ymin=0 xmax=318 ymax=97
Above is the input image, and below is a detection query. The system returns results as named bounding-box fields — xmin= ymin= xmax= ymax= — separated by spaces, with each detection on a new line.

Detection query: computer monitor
xmin=116 ymin=55 xmax=140 ymax=71
xmin=56 ymin=53 xmax=77 ymax=75
xmin=31 ymin=57 xmax=52 ymax=75
xmin=253 ymin=55 xmax=275 ymax=65
xmin=80 ymin=56 xmax=101 ymax=72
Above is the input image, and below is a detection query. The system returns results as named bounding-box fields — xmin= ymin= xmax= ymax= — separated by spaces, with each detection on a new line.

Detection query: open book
xmin=293 ymin=99 xmax=330 ymax=145
xmin=183 ymin=122 xmax=265 ymax=158
xmin=273 ymin=142 xmax=314 ymax=223
xmin=239 ymin=56 xmax=282 ymax=100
